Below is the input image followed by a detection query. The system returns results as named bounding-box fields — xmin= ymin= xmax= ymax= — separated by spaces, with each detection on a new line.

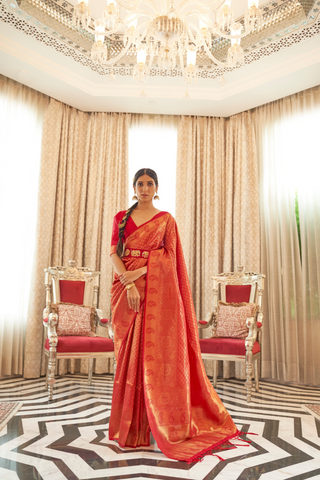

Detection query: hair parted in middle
xmin=116 ymin=168 xmax=159 ymax=257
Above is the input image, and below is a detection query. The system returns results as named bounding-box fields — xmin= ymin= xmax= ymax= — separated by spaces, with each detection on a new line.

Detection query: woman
xmin=109 ymin=168 xmax=240 ymax=463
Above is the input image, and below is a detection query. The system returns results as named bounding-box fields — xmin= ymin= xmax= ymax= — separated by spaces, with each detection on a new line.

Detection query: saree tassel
xmin=237 ymin=431 xmax=258 ymax=443
xmin=185 ymin=435 xmax=240 ymax=464
xmin=186 ymin=450 xmax=226 ymax=464
xmin=185 ymin=429 xmax=256 ymax=464
xmin=211 ymin=454 xmax=225 ymax=462
xmin=232 ymin=443 xmax=250 ymax=447
xmin=231 ymin=431 xmax=258 ymax=446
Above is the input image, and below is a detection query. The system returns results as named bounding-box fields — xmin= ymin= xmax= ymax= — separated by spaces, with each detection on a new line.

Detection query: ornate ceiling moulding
xmin=1 ymin=0 xmax=320 ymax=86
xmin=300 ymin=0 xmax=315 ymax=15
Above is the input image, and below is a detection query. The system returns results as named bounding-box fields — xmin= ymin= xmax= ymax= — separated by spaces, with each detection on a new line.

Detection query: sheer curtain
xmin=0 ymin=75 xmax=49 ymax=378
xmin=253 ymin=86 xmax=320 ymax=385
xmin=129 ymin=114 xmax=178 ymax=215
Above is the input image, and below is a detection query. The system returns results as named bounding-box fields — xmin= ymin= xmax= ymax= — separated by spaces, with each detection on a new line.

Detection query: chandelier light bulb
xmin=133 ymin=46 xmax=149 ymax=83
xmin=73 ymin=0 xmax=90 ymax=27
xmin=217 ymin=2 xmax=234 ymax=31
xmin=199 ymin=19 xmax=206 ymax=30
xmin=129 ymin=18 xmax=137 ymax=28
xmin=137 ymin=45 xmax=147 ymax=65
xmin=94 ymin=20 xmax=105 ymax=42
xmin=230 ymin=22 xmax=241 ymax=46
xmin=187 ymin=45 xmax=197 ymax=67
xmin=245 ymin=0 xmax=262 ymax=31
xmin=199 ymin=19 xmax=211 ymax=44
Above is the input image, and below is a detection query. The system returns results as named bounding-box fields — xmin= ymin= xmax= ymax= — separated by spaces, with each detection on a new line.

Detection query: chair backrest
xmin=44 ymin=260 xmax=100 ymax=318
xmin=212 ymin=266 xmax=265 ymax=315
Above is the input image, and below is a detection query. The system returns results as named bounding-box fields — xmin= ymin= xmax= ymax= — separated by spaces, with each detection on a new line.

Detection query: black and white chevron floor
xmin=1 ymin=374 xmax=320 ymax=480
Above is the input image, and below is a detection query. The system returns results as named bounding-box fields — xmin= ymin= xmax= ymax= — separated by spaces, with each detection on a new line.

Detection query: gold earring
xmin=132 ymin=194 xmax=138 ymax=201
xmin=154 ymin=193 xmax=160 ymax=200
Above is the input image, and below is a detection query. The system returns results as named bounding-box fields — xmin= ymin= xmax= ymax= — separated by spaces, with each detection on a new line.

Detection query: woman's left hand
xmin=119 ymin=269 xmax=141 ymax=286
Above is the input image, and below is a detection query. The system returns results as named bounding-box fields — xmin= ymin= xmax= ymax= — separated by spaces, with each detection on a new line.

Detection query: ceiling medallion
xmin=72 ymin=0 xmax=263 ymax=90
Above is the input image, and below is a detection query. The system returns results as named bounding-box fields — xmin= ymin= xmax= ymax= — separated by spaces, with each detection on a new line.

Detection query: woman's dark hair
xmin=116 ymin=168 xmax=158 ymax=257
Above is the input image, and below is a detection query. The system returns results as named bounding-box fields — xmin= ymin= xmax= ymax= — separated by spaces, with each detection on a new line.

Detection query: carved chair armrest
xmin=197 ymin=311 xmax=217 ymax=330
xmin=46 ymin=313 xmax=58 ymax=346
xmin=96 ymin=309 xmax=114 ymax=341
xmin=245 ymin=316 xmax=258 ymax=350
xmin=256 ymin=311 xmax=263 ymax=330
xmin=43 ymin=307 xmax=52 ymax=327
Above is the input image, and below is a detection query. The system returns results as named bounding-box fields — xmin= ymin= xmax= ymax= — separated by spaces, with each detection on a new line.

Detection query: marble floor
xmin=0 ymin=374 xmax=320 ymax=480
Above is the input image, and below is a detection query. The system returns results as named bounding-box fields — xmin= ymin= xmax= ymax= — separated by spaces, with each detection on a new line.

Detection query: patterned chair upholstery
xmin=43 ymin=260 xmax=114 ymax=400
xmin=198 ymin=266 xmax=265 ymax=402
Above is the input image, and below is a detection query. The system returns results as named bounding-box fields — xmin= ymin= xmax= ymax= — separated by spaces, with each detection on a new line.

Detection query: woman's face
xmin=134 ymin=174 xmax=158 ymax=202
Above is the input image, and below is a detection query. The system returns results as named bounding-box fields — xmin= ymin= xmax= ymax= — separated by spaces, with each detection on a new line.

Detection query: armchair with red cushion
xmin=198 ymin=266 xmax=265 ymax=402
xmin=43 ymin=260 xmax=114 ymax=400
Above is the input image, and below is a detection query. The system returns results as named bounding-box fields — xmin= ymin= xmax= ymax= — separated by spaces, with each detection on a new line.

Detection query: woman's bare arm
xmin=110 ymin=253 xmax=127 ymax=275
xmin=110 ymin=253 xmax=146 ymax=312
xmin=110 ymin=254 xmax=147 ymax=281
xmin=119 ymin=267 xmax=147 ymax=285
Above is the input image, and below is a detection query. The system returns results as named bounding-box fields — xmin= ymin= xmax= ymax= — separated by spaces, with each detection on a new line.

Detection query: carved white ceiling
xmin=0 ymin=0 xmax=320 ymax=116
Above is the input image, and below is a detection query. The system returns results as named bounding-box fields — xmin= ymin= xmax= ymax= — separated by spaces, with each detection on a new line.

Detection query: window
xmin=129 ymin=115 xmax=178 ymax=216
xmin=0 ymin=79 xmax=48 ymax=376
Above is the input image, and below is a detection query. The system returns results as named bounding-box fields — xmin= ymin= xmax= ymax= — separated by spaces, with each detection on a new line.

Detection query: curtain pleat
xmin=176 ymin=112 xmax=260 ymax=379
xmin=24 ymin=99 xmax=130 ymax=378
xmin=253 ymin=85 xmax=320 ymax=385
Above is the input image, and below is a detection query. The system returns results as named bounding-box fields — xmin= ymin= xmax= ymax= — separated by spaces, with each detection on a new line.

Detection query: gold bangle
xmin=126 ymin=282 xmax=135 ymax=290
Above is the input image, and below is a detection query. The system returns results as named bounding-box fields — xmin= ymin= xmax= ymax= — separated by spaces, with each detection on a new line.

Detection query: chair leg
xmin=212 ymin=360 xmax=218 ymax=388
xmin=88 ymin=358 xmax=94 ymax=385
xmin=245 ymin=348 xmax=253 ymax=403
xmin=45 ymin=356 xmax=49 ymax=389
xmin=47 ymin=346 xmax=57 ymax=401
xmin=254 ymin=358 xmax=259 ymax=392
xmin=113 ymin=355 xmax=117 ymax=377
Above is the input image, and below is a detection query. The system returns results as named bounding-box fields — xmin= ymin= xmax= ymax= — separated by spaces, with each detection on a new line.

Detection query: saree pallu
xmin=109 ymin=212 xmax=239 ymax=462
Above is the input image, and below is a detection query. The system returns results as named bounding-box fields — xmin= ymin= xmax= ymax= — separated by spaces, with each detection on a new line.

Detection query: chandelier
xmin=72 ymin=0 xmax=262 ymax=87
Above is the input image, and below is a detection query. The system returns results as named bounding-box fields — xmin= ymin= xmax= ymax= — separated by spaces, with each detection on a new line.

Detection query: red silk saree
xmin=109 ymin=211 xmax=239 ymax=462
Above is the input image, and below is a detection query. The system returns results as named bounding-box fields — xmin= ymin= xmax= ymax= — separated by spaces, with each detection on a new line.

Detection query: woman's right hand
xmin=127 ymin=285 xmax=140 ymax=313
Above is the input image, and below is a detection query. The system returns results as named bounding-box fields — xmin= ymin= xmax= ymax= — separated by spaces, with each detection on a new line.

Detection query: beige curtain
xmin=176 ymin=112 xmax=260 ymax=378
xmin=253 ymin=86 xmax=320 ymax=385
xmin=24 ymin=98 xmax=130 ymax=378
xmin=0 ymin=75 xmax=49 ymax=378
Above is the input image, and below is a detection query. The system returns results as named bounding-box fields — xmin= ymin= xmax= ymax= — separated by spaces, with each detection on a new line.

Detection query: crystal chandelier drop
xmin=72 ymin=0 xmax=262 ymax=87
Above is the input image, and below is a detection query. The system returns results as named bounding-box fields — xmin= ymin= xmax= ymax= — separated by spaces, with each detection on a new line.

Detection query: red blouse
xmin=110 ymin=210 xmax=167 ymax=251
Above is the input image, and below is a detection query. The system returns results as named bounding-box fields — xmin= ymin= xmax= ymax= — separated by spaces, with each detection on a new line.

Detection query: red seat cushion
xmin=199 ymin=337 xmax=260 ymax=356
xmin=59 ymin=280 xmax=85 ymax=305
xmin=45 ymin=336 xmax=114 ymax=353
xmin=226 ymin=285 xmax=251 ymax=303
